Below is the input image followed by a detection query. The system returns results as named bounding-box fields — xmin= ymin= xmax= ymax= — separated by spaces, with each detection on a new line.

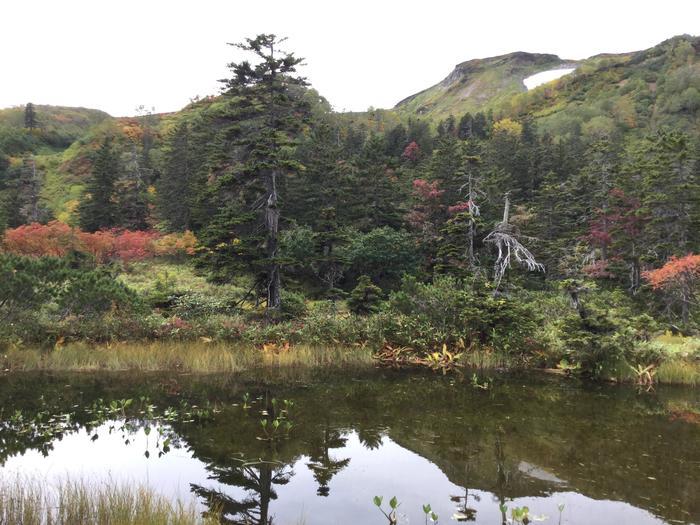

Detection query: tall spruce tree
xmin=157 ymin=121 xmax=192 ymax=231
xmin=629 ymin=130 xmax=700 ymax=261
xmin=24 ymin=103 xmax=37 ymax=130
xmin=198 ymin=34 xmax=310 ymax=312
xmin=78 ymin=136 xmax=119 ymax=232
xmin=116 ymin=146 xmax=150 ymax=230
xmin=287 ymin=120 xmax=347 ymax=228
xmin=350 ymin=133 xmax=405 ymax=231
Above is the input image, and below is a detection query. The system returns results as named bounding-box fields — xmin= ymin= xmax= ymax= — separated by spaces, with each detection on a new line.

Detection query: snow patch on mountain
xmin=523 ymin=68 xmax=575 ymax=90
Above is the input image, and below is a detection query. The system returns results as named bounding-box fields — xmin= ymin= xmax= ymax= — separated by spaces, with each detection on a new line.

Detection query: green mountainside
xmin=509 ymin=34 xmax=700 ymax=137
xmin=0 ymin=104 xmax=111 ymax=154
xmin=394 ymin=51 xmax=577 ymax=121
xmin=395 ymin=34 xmax=699 ymax=136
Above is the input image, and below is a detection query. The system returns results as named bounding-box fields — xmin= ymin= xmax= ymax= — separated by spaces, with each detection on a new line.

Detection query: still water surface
xmin=0 ymin=370 xmax=698 ymax=524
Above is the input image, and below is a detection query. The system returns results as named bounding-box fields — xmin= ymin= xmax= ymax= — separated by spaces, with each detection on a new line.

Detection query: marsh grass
xmin=656 ymin=359 xmax=700 ymax=386
xmin=461 ymin=349 xmax=512 ymax=369
xmin=2 ymin=341 xmax=374 ymax=373
xmin=0 ymin=476 xmax=219 ymax=525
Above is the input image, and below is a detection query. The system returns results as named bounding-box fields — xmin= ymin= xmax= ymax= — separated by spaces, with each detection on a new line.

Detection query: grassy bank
xmin=0 ymin=341 xmax=374 ymax=373
xmin=0 ymin=476 xmax=217 ymax=525
xmin=2 ymin=257 xmax=700 ymax=384
xmin=646 ymin=333 xmax=700 ymax=386
xmin=1 ymin=339 xmax=698 ymax=386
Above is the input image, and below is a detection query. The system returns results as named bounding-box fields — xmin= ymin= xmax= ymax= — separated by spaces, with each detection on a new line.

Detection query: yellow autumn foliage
xmin=492 ymin=118 xmax=523 ymax=137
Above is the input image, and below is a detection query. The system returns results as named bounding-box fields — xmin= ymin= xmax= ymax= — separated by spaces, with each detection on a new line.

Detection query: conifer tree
xmin=287 ymin=120 xmax=347 ymax=228
xmin=198 ymin=34 xmax=310 ymax=312
xmin=630 ymin=130 xmax=700 ymax=260
xmin=457 ymin=112 xmax=474 ymax=139
xmin=427 ymin=134 xmax=465 ymax=200
xmin=350 ymin=133 xmax=405 ymax=230
xmin=286 ymin=120 xmax=351 ymax=296
xmin=157 ymin=121 xmax=192 ymax=231
xmin=0 ymin=153 xmax=10 ymax=231
xmin=116 ymin=147 xmax=149 ymax=230
xmin=78 ymin=136 xmax=119 ymax=232
xmin=24 ymin=103 xmax=37 ymax=130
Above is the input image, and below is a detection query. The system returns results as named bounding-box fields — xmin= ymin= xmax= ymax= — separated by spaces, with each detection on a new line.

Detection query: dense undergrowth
xmin=1 ymin=256 xmax=698 ymax=384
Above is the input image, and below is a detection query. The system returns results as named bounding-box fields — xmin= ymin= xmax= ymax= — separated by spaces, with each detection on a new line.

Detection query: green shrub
xmin=379 ymin=275 xmax=540 ymax=353
xmin=341 ymin=227 xmax=419 ymax=289
xmin=0 ymin=254 xmax=143 ymax=344
xmin=56 ymin=269 xmax=142 ymax=318
xmin=171 ymin=291 xmax=239 ymax=319
xmin=280 ymin=289 xmax=308 ymax=320
xmin=555 ymin=289 xmax=658 ymax=378
xmin=0 ymin=254 xmax=67 ymax=319
xmin=347 ymin=276 xmax=383 ymax=315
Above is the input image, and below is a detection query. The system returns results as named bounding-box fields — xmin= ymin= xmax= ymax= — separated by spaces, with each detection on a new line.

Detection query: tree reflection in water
xmin=305 ymin=424 xmax=350 ymax=496
xmin=0 ymin=371 xmax=698 ymax=524
xmin=191 ymin=457 xmax=293 ymax=525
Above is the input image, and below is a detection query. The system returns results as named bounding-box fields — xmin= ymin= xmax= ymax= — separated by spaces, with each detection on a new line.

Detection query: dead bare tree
xmin=484 ymin=193 xmax=544 ymax=289
xmin=459 ymin=170 xmax=484 ymax=270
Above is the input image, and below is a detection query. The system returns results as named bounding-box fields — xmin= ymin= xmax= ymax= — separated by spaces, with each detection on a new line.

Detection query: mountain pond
xmin=0 ymin=369 xmax=698 ymax=524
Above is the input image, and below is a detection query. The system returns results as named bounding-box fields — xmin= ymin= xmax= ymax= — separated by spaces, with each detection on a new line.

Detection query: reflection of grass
xmin=3 ymin=341 xmax=374 ymax=373
xmin=0 ymin=476 xmax=219 ymax=524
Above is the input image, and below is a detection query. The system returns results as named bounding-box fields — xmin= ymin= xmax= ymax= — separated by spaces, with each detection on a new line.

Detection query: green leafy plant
xmin=510 ymin=505 xmax=530 ymax=524
xmin=373 ymin=495 xmax=399 ymax=525
xmin=422 ymin=503 xmax=438 ymax=524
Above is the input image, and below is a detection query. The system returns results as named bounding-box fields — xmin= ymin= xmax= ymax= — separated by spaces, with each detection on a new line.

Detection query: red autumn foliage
xmin=582 ymin=259 xmax=615 ymax=279
xmin=78 ymin=230 xmax=116 ymax=263
xmin=2 ymin=222 xmax=198 ymax=263
xmin=111 ymin=230 xmax=160 ymax=262
xmin=402 ymin=141 xmax=421 ymax=162
xmin=2 ymin=221 xmax=80 ymax=257
xmin=643 ymin=254 xmax=700 ymax=323
xmin=407 ymin=179 xmax=445 ymax=231
xmin=447 ymin=201 xmax=472 ymax=215
xmin=642 ymin=254 xmax=700 ymax=291
xmin=412 ymin=179 xmax=444 ymax=200
xmin=584 ymin=189 xmax=644 ymax=251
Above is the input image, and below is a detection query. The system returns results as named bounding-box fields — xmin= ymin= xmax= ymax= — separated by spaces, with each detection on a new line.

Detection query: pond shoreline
xmin=2 ymin=340 xmax=698 ymax=386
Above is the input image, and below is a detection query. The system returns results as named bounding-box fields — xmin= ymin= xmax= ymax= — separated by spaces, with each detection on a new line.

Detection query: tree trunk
xmin=266 ymin=171 xmax=282 ymax=311
xmin=502 ymin=193 xmax=511 ymax=225
xmin=681 ymin=284 xmax=690 ymax=326
xmin=466 ymin=175 xmax=476 ymax=268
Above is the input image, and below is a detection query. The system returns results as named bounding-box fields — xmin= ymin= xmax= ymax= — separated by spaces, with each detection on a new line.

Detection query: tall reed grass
xmin=0 ymin=476 xmax=219 ymax=525
xmin=656 ymin=359 xmax=700 ymax=386
xmin=1 ymin=341 xmax=374 ymax=373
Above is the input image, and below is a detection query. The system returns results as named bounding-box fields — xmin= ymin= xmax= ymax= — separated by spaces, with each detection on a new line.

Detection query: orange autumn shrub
xmin=111 ymin=230 xmax=160 ymax=262
xmin=2 ymin=221 xmax=81 ymax=257
xmin=2 ymin=222 xmax=193 ymax=263
xmin=643 ymin=254 xmax=700 ymax=324
xmin=642 ymin=254 xmax=700 ymax=290
xmin=78 ymin=230 xmax=116 ymax=263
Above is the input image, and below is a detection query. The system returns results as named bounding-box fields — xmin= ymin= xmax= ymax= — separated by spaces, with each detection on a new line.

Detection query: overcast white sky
xmin=2 ymin=0 xmax=699 ymax=116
